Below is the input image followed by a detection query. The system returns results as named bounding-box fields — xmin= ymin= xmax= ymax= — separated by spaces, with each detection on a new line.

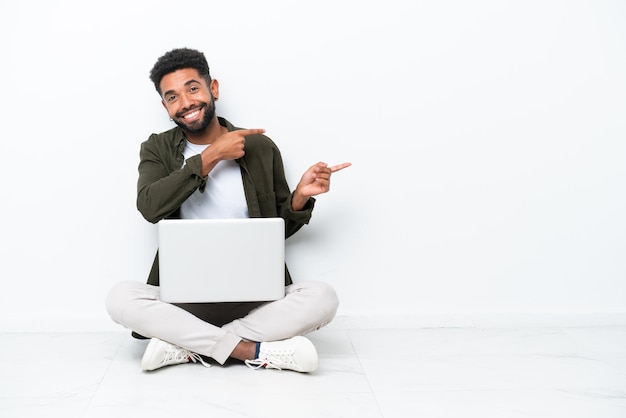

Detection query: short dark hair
xmin=149 ymin=48 xmax=212 ymax=95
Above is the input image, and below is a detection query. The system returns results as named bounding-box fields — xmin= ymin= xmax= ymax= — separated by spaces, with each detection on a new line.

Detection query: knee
xmin=105 ymin=280 xmax=149 ymax=323
xmin=318 ymin=281 xmax=339 ymax=317
xmin=295 ymin=281 xmax=339 ymax=320
xmin=305 ymin=281 xmax=339 ymax=331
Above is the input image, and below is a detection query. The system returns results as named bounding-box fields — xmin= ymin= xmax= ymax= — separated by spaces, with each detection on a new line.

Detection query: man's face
xmin=159 ymin=68 xmax=217 ymax=133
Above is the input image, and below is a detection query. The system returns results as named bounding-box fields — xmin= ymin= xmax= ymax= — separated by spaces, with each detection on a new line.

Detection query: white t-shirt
xmin=179 ymin=140 xmax=249 ymax=219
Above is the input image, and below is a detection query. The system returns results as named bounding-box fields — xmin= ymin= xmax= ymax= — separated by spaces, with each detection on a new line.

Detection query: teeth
xmin=184 ymin=110 xmax=200 ymax=119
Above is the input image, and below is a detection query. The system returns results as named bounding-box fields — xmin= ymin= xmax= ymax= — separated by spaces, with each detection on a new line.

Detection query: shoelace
xmin=244 ymin=347 xmax=299 ymax=370
xmin=188 ymin=352 xmax=211 ymax=368
xmin=245 ymin=358 xmax=282 ymax=370
xmin=163 ymin=346 xmax=211 ymax=368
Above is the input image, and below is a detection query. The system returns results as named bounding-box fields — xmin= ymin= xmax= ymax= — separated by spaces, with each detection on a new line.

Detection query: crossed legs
xmin=105 ymin=280 xmax=339 ymax=366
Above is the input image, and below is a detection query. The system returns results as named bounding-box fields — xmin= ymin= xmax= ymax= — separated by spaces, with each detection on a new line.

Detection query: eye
xmin=167 ymin=95 xmax=177 ymax=102
xmin=190 ymin=86 xmax=199 ymax=93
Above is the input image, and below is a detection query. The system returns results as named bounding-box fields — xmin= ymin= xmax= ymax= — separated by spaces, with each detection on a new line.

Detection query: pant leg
xmin=221 ymin=280 xmax=339 ymax=343
xmin=105 ymin=280 xmax=240 ymax=364
xmin=105 ymin=280 xmax=339 ymax=364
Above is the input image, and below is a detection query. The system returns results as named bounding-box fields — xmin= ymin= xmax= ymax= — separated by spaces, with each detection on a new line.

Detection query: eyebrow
xmin=162 ymin=79 xmax=202 ymax=98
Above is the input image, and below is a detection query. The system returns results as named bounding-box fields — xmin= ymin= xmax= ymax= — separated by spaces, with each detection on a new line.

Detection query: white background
xmin=0 ymin=0 xmax=624 ymax=331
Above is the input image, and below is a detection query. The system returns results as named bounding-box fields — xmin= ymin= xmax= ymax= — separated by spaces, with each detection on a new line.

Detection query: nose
xmin=179 ymin=93 xmax=193 ymax=110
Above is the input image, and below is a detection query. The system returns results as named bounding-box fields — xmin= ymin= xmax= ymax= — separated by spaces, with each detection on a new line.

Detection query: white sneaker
xmin=245 ymin=336 xmax=319 ymax=372
xmin=141 ymin=338 xmax=210 ymax=371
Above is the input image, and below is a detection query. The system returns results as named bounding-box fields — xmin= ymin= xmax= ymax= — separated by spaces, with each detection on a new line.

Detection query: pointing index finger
xmin=330 ymin=162 xmax=352 ymax=173
xmin=238 ymin=128 xmax=266 ymax=136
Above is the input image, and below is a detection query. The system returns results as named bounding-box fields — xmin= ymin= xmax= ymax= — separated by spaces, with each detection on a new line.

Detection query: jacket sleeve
xmin=270 ymin=141 xmax=316 ymax=238
xmin=136 ymin=136 xmax=205 ymax=223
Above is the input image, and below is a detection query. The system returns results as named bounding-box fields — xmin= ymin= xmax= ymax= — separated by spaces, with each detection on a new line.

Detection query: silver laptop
xmin=157 ymin=218 xmax=285 ymax=303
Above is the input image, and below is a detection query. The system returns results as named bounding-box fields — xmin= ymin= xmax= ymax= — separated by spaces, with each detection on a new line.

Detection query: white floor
xmin=1 ymin=323 xmax=626 ymax=417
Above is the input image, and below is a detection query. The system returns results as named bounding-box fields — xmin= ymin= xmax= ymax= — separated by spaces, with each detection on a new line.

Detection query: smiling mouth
xmin=184 ymin=109 xmax=201 ymax=120
xmin=177 ymin=105 xmax=204 ymax=120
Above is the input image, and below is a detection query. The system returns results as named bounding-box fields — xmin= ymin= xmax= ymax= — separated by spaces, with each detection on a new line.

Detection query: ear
xmin=210 ymin=78 xmax=220 ymax=100
xmin=161 ymin=99 xmax=167 ymax=110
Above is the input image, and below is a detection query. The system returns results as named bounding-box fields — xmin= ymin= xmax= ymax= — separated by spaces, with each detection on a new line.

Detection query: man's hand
xmin=292 ymin=161 xmax=352 ymax=210
xmin=200 ymin=128 xmax=265 ymax=176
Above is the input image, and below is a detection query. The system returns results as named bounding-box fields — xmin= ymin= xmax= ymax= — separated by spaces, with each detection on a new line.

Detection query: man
xmin=106 ymin=48 xmax=351 ymax=373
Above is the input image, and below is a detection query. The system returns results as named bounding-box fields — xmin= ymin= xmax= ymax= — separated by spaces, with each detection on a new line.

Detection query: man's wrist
xmin=291 ymin=191 xmax=309 ymax=211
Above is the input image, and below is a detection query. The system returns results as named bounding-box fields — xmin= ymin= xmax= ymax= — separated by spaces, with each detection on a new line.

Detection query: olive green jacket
xmin=136 ymin=117 xmax=315 ymax=287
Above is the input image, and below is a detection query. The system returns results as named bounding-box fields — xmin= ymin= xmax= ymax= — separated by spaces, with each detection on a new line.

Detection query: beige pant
xmin=105 ymin=280 xmax=339 ymax=364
